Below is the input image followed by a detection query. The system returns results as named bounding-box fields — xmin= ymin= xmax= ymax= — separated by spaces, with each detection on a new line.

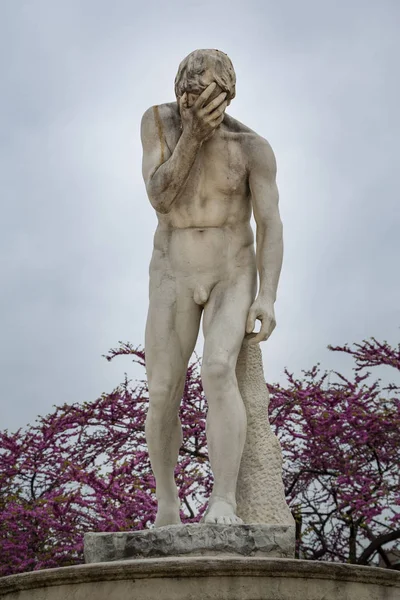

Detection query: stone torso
xmin=155 ymin=103 xmax=253 ymax=229
xmin=151 ymin=103 xmax=258 ymax=279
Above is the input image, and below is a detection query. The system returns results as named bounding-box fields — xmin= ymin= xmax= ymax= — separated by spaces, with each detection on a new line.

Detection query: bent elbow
xmin=147 ymin=188 xmax=171 ymax=215
xmin=154 ymin=202 xmax=171 ymax=215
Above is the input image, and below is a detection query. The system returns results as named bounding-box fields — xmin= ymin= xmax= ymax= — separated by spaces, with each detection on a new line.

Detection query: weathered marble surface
xmin=84 ymin=524 xmax=295 ymax=563
xmin=142 ymin=48 xmax=287 ymax=526
xmin=236 ymin=342 xmax=294 ymax=525
xmin=2 ymin=557 xmax=400 ymax=600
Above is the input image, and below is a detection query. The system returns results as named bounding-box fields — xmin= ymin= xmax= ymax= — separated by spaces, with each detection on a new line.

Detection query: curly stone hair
xmin=174 ymin=49 xmax=236 ymax=102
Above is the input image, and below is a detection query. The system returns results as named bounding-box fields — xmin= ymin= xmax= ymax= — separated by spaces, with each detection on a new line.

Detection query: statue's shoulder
xmin=141 ymin=102 xmax=180 ymax=132
xmin=225 ymin=114 xmax=275 ymax=163
xmin=224 ymin=113 xmax=256 ymax=135
xmin=224 ymin=114 xmax=270 ymax=145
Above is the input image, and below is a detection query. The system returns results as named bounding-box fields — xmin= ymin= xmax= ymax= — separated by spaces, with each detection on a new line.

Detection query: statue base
xmin=84 ymin=524 xmax=296 ymax=563
xmin=1 ymin=556 xmax=399 ymax=599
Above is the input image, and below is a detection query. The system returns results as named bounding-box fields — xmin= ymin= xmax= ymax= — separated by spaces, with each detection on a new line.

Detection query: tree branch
xmin=358 ymin=530 xmax=400 ymax=565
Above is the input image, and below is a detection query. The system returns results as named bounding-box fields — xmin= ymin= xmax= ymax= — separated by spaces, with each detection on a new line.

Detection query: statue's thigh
xmin=202 ymin=270 xmax=256 ymax=365
xmin=145 ymin=271 xmax=202 ymax=383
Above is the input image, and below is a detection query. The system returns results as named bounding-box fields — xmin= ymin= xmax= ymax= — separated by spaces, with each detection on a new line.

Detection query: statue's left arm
xmin=245 ymin=138 xmax=283 ymax=344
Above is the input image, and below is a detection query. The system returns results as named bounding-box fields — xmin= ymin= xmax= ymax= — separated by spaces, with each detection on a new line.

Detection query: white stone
xmin=83 ymin=524 xmax=295 ymax=563
xmin=236 ymin=342 xmax=294 ymax=525
xmin=141 ymin=48 xmax=287 ymax=527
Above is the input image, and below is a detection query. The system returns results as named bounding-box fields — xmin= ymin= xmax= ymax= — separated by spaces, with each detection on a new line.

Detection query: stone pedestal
xmin=1 ymin=557 xmax=399 ymax=600
xmin=84 ymin=524 xmax=295 ymax=563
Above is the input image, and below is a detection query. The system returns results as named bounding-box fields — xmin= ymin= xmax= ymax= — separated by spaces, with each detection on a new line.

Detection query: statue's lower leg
xmin=202 ymin=366 xmax=247 ymax=524
xmin=145 ymin=407 xmax=182 ymax=527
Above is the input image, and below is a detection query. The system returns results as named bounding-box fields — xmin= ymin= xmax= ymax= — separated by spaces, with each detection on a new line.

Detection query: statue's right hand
xmin=179 ymin=82 xmax=228 ymax=143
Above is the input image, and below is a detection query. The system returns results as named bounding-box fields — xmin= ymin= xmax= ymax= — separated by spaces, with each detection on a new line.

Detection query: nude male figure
xmin=141 ymin=49 xmax=283 ymax=526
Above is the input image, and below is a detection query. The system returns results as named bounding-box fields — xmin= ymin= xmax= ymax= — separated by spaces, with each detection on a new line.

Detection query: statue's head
xmin=175 ymin=49 xmax=236 ymax=108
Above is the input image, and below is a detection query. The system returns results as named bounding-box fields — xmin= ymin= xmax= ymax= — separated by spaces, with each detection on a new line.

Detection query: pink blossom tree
xmin=270 ymin=338 xmax=400 ymax=566
xmin=0 ymin=338 xmax=399 ymax=576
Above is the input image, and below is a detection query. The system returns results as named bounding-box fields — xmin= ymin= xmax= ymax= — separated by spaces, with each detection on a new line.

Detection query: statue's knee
xmin=202 ymin=357 xmax=234 ymax=390
xmin=147 ymin=378 xmax=180 ymax=415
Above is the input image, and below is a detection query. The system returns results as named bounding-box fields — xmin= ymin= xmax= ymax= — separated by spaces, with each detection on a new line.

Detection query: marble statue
xmin=141 ymin=49 xmax=284 ymax=527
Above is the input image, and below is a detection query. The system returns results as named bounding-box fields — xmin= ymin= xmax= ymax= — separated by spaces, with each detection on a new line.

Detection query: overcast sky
xmin=1 ymin=0 xmax=399 ymax=432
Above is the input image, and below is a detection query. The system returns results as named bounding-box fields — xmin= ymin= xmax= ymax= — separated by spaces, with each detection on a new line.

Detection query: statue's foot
xmin=204 ymin=497 xmax=243 ymax=525
xmin=154 ymin=499 xmax=182 ymax=527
